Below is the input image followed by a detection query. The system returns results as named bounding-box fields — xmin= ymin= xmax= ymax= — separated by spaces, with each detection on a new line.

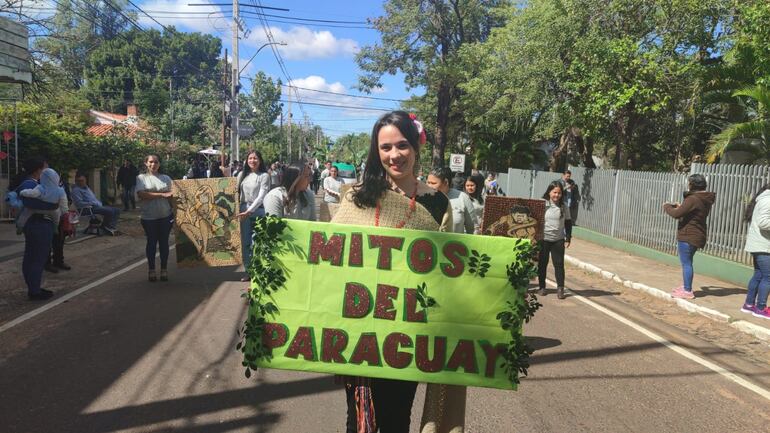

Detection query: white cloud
xmin=287 ymin=75 xmax=394 ymax=117
xmin=245 ymin=26 xmax=358 ymax=60
xmin=137 ymin=0 xmax=230 ymax=35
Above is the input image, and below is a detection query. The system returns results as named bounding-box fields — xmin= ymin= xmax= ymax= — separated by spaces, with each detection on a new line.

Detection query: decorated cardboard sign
xmin=239 ymin=218 xmax=538 ymax=390
xmin=481 ymin=196 xmax=546 ymax=242
xmin=173 ymin=178 xmax=241 ymax=267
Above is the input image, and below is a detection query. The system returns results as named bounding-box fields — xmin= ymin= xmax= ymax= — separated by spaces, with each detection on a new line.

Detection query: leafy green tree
xmin=33 ymin=1 xmax=134 ymax=90
xmin=706 ymin=85 xmax=770 ymax=163
xmin=357 ymin=0 xmax=504 ymax=168
xmin=331 ymin=133 xmax=370 ymax=167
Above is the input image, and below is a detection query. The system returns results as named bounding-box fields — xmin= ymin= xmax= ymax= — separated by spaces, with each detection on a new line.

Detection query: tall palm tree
xmin=706 ymin=85 xmax=770 ymax=163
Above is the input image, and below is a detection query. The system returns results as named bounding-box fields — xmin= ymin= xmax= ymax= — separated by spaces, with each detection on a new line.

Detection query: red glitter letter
xmin=285 ymin=327 xmax=317 ymax=361
xmin=446 ymin=339 xmax=478 ymax=373
xmin=373 ymin=284 xmax=399 ymax=321
xmin=479 ymin=340 xmax=507 ymax=378
xmin=348 ymin=233 xmax=364 ymax=267
xmin=349 ymin=333 xmax=381 ymax=366
xmin=342 ymin=283 xmax=372 ymax=318
xmin=321 ymin=328 xmax=348 ymax=363
xmin=440 ymin=242 xmax=468 ymax=278
xmin=382 ymin=332 xmax=413 ymax=369
xmin=403 ymin=288 xmax=427 ymax=323
xmin=408 ymin=238 xmax=437 ymax=274
xmin=414 ymin=335 xmax=447 ymax=372
xmin=308 ymin=231 xmax=345 ymax=266
xmin=368 ymin=235 xmax=405 ymax=270
xmin=262 ymin=323 xmax=289 ymax=350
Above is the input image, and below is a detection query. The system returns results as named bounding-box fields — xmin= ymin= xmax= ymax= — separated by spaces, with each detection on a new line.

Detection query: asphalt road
xmin=1 ymin=257 xmax=769 ymax=433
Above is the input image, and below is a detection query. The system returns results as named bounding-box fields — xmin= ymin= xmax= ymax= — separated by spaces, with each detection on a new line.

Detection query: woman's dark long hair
xmin=352 ymin=111 xmax=420 ymax=208
xmin=543 ymin=181 xmax=565 ymax=218
xmin=465 ymin=175 xmax=484 ymax=205
xmin=237 ymin=149 xmax=267 ymax=194
xmin=745 ymin=184 xmax=770 ymax=223
xmin=281 ymin=162 xmax=309 ymax=211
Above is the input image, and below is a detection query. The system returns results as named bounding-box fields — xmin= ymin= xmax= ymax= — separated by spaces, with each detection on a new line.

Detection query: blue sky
xmin=133 ymin=0 xmax=419 ymax=138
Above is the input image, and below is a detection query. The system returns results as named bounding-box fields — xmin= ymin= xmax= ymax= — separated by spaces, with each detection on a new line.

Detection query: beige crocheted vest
xmin=332 ymin=186 xmax=445 ymax=231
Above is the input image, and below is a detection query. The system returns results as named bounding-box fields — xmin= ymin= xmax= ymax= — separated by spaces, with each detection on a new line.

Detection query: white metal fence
xmin=498 ymin=163 xmax=770 ymax=266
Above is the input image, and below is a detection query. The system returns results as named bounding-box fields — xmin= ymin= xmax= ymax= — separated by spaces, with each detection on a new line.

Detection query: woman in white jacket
xmin=742 ymin=185 xmax=770 ymax=320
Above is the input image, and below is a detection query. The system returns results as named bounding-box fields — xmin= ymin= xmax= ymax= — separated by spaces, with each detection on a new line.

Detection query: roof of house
xmin=86 ymin=109 xmax=145 ymax=137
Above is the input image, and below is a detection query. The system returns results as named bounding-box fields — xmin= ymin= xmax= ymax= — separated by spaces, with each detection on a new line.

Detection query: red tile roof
xmin=86 ymin=123 xmax=143 ymax=137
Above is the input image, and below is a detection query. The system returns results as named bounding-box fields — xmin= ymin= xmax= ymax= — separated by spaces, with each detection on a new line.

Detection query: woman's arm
xmin=663 ymin=196 xmax=695 ymax=218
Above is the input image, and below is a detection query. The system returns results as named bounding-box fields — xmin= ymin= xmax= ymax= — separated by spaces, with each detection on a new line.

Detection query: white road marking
xmin=0 ymin=245 xmax=176 ymax=335
xmin=546 ymin=279 xmax=770 ymax=402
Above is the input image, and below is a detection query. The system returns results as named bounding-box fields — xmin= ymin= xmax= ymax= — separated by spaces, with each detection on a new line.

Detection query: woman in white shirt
xmin=235 ymin=150 xmax=270 ymax=280
xmin=135 ymin=154 xmax=174 ymax=282
xmin=323 ymin=166 xmax=342 ymax=203
xmin=263 ymin=163 xmax=316 ymax=221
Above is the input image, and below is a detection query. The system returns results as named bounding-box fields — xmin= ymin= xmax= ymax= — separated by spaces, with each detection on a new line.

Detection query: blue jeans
xmin=22 ymin=216 xmax=54 ymax=295
xmin=746 ymin=253 xmax=770 ymax=309
xmin=141 ymin=216 xmax=173 ymax=270
xmin=240 ymin=202 xmax=265 ymax=266
xmin=677 ymin=240 xmax=698 ymax=291
xmin=92 ymin=206 xmax=120 ymax=229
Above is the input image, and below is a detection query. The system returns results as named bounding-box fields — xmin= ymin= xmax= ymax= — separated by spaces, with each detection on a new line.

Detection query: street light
xmin=240 ymin=41 xmax=287 ymax=75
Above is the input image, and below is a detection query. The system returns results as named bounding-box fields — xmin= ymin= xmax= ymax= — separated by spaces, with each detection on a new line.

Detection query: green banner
xmin=242 ymin=219 xmax=536 ymax=390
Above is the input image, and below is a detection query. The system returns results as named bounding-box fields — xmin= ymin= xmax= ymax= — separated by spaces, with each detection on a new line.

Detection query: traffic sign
xmin=450 ymin=153 xmax=465 ymax=172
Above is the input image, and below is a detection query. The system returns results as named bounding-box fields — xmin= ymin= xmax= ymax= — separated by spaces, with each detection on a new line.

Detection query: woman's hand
xmin=236 ymin=211 xmax=252 ymax=220
xmin=162 ymin=191 xmax=173 ymax=198
xmin=565 ymin=240 xmax=571 ymax=248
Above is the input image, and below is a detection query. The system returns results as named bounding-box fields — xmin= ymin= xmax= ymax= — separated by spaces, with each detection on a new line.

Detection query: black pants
xmin=538 ymin=239 xmax=565 ymax=289
xmin=345 ymin=378 xmax=418 ymax=433
xmin=141 ymin=217 xmax=173 ymax=270
xmin=49 ymin=230 xmax=64 ymax=266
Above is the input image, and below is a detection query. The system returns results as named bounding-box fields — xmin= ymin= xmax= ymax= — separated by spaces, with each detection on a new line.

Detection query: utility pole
xmin=231 ymin=0 xmax=240 ymax=162
xmin=221 ymin=49 xmax=228 ymax=162
xmin=287 ymin=92 xmax=292 ymax=161
xmin=169 ymin=78 xmax=174 ymax=145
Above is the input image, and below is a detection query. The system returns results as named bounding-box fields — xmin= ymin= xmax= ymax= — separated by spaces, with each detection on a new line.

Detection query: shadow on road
xmin=0 ymin=265 xmax=340 ymax=433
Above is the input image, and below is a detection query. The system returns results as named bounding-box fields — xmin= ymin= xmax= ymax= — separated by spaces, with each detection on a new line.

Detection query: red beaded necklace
xmin=375 ymin=181 xmax=419 ymax=228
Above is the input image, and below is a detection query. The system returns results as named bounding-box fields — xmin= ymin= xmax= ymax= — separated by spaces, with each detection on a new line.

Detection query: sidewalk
xmin=565 ymin=237 xmax=770 ymax=343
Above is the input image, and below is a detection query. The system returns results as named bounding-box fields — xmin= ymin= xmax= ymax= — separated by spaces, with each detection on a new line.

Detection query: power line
xmin=189 ymin=2 xmax=289 ymax=12
xmin=279 ymin=83 xmax=406 ymax=102
xmin=278 ymin=99 xmax=392 ymax=112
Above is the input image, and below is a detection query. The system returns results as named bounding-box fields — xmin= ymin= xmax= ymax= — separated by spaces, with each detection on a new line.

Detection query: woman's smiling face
xmin=377 ymin=125 xmax=415 ymax=181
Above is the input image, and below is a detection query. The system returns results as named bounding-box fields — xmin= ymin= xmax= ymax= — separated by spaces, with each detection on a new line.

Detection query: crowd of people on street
xmin=7 ymin=108 xmax=770 ymax=432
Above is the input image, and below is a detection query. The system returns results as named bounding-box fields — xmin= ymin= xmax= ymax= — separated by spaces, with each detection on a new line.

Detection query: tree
xmin=33 ymin=1 xmax=135 ymax=90
xmin=459 ymin=0 xmax=733 ymax=171
xmin=240 ymin=72 xmax=283 ymax=141
xmin=357 ymin=0 xmax=504 ymax=168
xmin=706 ymin=85 xmax=770 ymax=163
xmin=332 ymin=133 xmax=370 ymax=167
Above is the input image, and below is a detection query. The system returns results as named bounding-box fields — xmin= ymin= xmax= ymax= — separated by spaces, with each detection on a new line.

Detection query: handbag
xmin=61 ymin=210 xmax=79 ymax=237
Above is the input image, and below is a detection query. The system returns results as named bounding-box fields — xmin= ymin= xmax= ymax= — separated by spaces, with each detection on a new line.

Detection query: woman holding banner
xmin=332 ymin=111 xmax=460 ymax=433
xmin=235 ymin=150 xmax=270 ymax=281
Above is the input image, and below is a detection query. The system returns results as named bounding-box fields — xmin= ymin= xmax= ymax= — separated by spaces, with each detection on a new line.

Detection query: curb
xmin=564 ymin=255 xmax=770 ymax=344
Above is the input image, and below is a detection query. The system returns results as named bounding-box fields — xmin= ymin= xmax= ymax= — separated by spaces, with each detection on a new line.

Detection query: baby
xmin=15 ymin=168 xmax=69 ymax=230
